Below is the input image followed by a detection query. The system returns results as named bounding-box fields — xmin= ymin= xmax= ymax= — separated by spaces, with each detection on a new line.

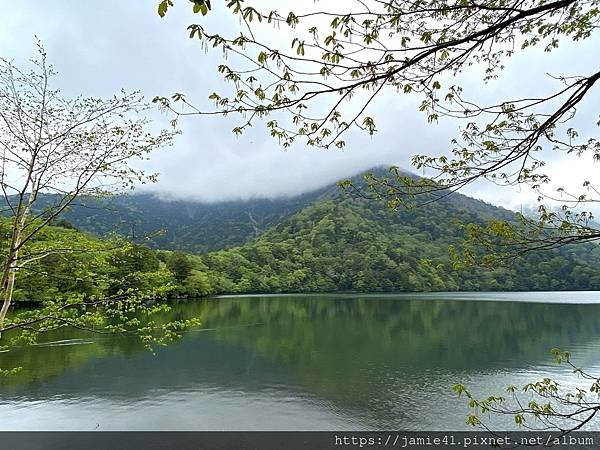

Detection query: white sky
xmin=0 ymin=1 xmax=598 ymax=211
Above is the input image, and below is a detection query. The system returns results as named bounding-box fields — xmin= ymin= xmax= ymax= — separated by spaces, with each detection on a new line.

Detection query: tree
xmin=108 ymin=243 xmax=162 ymax=293
xmin=155 ymin=0 xmax=600 ymax=256
xmin=110 ymin=244 xmax=161 ymax=275
xmin=0 ymin=44 xmax=177 ymax=340
xmin=166 ymin=251 xmax=193 ymax=282
xmin=454 ymin=349 xmax=600 ymax=437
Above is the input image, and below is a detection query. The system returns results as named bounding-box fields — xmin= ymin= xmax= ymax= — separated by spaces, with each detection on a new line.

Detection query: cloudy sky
xmin=1 ymin=1 xmax=598 ymax=210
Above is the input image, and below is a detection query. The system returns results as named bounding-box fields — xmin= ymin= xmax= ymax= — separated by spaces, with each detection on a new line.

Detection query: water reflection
xmin=1 ymin=294 xmax=600 ymax=430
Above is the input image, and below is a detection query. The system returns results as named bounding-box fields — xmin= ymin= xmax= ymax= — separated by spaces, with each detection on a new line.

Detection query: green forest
xmin=8 ymin=176 xmax=600 ymax=306
xmin=200 ymin=196 xmax=600 ymax=294
xmin=0 ymin=217 xmax=211 ymax=304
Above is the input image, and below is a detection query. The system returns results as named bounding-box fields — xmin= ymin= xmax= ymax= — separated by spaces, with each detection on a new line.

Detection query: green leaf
xmin=157 ymin=0 xmax=173 ymax=18
xmin=191 ymin=0 xmax=210 ymax=15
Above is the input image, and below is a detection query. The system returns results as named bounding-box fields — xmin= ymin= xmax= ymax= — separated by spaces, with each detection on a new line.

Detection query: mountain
xmin=0 ymin=215 xmax=207 ymax=304
xmin=22 ymin=167 xmax=600 ymax=294
xmin=197 ymin=187 xmax=600 ymax=293
xmin=40 ymin=184 xmax=336 ymax=253
xmin=40 ymin=167 xmax=513 ymax=253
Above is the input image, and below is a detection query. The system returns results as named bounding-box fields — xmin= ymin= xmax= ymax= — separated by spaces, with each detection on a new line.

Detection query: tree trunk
xmin=0 ymin=221 xmax=24 ymax=336
xmin=0 ymin=176 xmax=39 ymax=336
xmin=0 ymin=259 xmax=17 ymax=328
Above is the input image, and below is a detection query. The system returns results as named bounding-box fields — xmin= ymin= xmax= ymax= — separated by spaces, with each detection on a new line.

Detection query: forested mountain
xmin=198 ymin=194 xmax=600 ymax=293
xmin=13 ymin=168 xmax=600 ymax=295
xmin=0 ymin=217 xmax=211 ymax=304
xmin=35 ymin=184 xmax=336 ymax=253
xmin=36 ymin=167 xmax=510 ymax=253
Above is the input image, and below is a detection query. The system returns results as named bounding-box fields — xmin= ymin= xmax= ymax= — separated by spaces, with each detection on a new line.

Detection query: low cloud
xmin=0 ymin=1 xmax=597 ymax=211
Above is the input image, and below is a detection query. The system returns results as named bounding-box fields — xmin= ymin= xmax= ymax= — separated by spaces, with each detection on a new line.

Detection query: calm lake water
xmin=1 ymin=292 xmax=600 ymax=431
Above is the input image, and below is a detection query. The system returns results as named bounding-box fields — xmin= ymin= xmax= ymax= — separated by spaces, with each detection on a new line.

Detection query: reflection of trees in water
xmin=0 ymin=330 xmax=144 ymax=387
xmin=198 ymin=296 xmax=600 ymax=368
xmin=2 ymin=296 xmax=600 ymax=397
xmin=192 ymin=296 xmax=600 ymax=426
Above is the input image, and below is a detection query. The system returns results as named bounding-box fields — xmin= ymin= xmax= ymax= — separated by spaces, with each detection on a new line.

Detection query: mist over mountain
xmin=196 ymin=175 xmax=600 ymax=294
xmin=47 ymin=182 xmax=336 ymax=253
xmin=41 ymin=167 xmax=513 ymax=253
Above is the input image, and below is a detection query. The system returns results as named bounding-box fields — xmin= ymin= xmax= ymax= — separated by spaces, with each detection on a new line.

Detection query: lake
xmin=1 ymin=292 xmax=600 ymax=431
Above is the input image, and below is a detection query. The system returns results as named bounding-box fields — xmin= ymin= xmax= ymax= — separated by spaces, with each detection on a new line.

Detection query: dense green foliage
xmin=200 ymin=195 xmax=600 ymax=294
xmin=0 ymin=218 xmax=209 ymax=305
xmin=37 ymin=187 xmax=333 ymax=252
xmin=7 ymin=170 xmax=600 ymax=300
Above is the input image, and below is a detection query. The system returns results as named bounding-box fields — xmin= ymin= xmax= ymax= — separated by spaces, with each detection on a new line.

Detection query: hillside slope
xmin=37 ymin=185 xmax=336 ymax=252
xmin=20 ymin=168 xmax=600 ymax=293
xmin=0 ymin=218 xmax=207 ymax=303
xmin=36 ymin=167 xmax=513 ymax=253
xmin=198 ymin=191 xmax=600 ymax=293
